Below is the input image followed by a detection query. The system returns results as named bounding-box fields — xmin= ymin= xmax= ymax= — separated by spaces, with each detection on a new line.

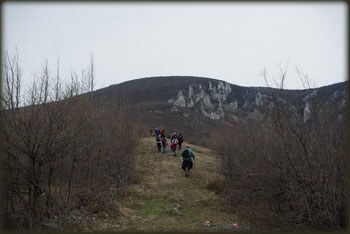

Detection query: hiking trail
xmin=93 ymin=137 xmax=252 ymax=232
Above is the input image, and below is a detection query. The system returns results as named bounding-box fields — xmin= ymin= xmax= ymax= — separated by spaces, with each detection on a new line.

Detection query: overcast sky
xmin=3 ymin=2 xmax=347 ymax=90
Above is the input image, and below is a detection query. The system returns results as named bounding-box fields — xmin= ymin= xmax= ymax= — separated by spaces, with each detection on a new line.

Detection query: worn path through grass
xmin=95 ymin=137 xmax=249 ymax=232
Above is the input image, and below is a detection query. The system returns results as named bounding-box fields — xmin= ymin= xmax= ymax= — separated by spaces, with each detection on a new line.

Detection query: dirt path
xmin=94 ymin=137 xmax=251 ymax=232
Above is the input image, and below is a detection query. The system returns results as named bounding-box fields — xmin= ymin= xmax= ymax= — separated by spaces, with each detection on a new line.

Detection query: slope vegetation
xmin=92 ymin=137 xmax=253 ymax=232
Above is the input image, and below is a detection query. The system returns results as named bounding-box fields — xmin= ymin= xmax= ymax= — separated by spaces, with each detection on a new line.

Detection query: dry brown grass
xmin=92 ymin=137 xmax=247 ymax=232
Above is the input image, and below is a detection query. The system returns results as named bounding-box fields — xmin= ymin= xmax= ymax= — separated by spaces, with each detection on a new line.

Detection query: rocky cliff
xmin=92 ymin=76 xmax=347 ymax=141
xmin=165 ymin=78 xmax=346 ymax=123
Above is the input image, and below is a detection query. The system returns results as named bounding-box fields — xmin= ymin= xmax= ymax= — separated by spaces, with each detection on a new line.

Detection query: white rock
xmin=170 ymin=106 xmax=178 ymax=113
xmin=303 ymin=102 xmax=311 ymax=122
xmin=255 ymin=92 xmax=264 ymax=106
xmin=173 ymin=90 xmax=186 ymax=107
xmin=248 ymin=109 xmax=264 ymax=121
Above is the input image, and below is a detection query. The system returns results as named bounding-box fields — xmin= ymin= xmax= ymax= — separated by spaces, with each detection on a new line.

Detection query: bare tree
xmin=217 ymin=64 xmax=346 ymax=231
xmin=88 ymin=53 xmax=95 ymax=92
xmin=3 ymin=48 xmax=22 ymax=109
xmin=2 ymin=51 xmax=141 ymax=231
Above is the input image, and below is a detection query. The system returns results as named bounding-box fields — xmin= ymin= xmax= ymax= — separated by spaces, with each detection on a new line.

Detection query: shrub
xmin=2 ymin=52 xmax=141 ymax=230
xmin=217 ymin=88 xmax=346 ymax=231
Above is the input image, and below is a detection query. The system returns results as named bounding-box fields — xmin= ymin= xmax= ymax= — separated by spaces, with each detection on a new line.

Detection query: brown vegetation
xmin=2 ymin=51 xmax=141 ymax=230
xmin=216 ymin=67 xmax=347 ymax=231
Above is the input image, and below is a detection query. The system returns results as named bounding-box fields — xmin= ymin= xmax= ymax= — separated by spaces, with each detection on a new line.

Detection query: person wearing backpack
xmin=154 ymin=128 xmax=160 ymax=137
xmin=160 ymin=128 xmax=165 ymax=137
xmin=171 ymin=132 xmax=178 ymax=141
xmin=178 ymin=133 xmax=184 ymax=150
xmin=171 ymin=135 xmax=179 ymax=156
xmin=180 ymin=146 xmax=196 ymax=177
xmin=161 ymin=134 xmax=168 ymax=153
xmin=156 ymin=134 xmax=162 ymax=152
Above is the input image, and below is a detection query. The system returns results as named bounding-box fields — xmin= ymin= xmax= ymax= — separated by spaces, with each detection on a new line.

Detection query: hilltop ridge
xmin=89 ymin=76 xmax=346 ymax=148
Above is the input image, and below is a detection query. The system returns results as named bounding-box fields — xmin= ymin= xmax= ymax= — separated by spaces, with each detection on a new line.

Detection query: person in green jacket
xmin=180 ymin=146 xmax=196 ymax=177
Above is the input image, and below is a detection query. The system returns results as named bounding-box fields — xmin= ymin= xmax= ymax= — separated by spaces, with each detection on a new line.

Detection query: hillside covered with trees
xmin=2 ymin=52 xmax=347 ymax=232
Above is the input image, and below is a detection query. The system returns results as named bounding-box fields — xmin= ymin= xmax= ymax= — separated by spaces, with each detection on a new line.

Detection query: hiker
xmin=167 ymin=134 xmax=171 ymax=139
xmin=170 ymin=142 xmax=174 ymax=153
xmin=161 ymin=134 xmax=168 ymax=153
xmin=149 ymin=129 xmax=153 ymax=137
xmin=171 ymin=132 xmax=178 ymax=141
xmin=160 ymin=128 xmax=165 ymax=137
xmin=156 ymin=134 xmax=162 ymax=152
xmin=154 ymin=128 xmax=160 ymax=137
xmin=180 ymin=146 xmax=196 ymax=177
xmin=178 ymin=133 xmax=184 ymax=150
xmin=171 ymin=135 xmax=179 ymax=156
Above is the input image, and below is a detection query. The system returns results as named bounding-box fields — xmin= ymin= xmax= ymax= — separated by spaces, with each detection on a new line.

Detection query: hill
xmin=91 ymin=76 xmax=347 ymax=148
xmin=3 ymin=72 xmax=346 ymax=231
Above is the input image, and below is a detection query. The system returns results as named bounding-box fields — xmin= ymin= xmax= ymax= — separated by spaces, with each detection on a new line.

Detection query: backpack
xmin=181 ymin=149 xmax=190 ymax=158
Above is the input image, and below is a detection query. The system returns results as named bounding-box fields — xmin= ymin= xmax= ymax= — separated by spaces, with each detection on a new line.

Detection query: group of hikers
xmin=150 ymin=128 xmax=195 ymax=177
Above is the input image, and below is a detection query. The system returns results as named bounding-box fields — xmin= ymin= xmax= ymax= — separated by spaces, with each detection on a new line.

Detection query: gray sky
xmin=3 ymin=2 xmax=347 ymax=90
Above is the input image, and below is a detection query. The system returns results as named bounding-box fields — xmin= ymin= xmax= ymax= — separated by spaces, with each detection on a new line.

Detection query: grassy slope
xmin=93 ymin=137 xmax=250 ymax=232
